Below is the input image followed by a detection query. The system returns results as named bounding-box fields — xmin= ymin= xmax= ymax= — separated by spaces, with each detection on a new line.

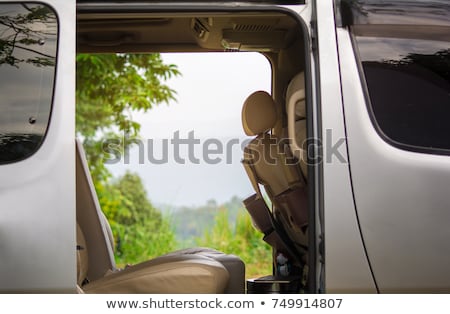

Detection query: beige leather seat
xmin=75 ymin=140 xmax=244 ymax=293
xmin=77 ymin=224 xmax=229 ymax=293
xmin=241 ymin=86 xmax=308 ymax=266
xmin=285 ymin=72 xmax=308 ymax=176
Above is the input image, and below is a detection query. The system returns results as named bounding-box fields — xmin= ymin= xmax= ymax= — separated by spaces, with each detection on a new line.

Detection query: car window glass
xmin=0 ymin=3 xmax=58 ymax=163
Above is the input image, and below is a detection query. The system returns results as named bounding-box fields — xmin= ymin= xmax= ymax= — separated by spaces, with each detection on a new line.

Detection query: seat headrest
xmin=242 ymin=91 xmax=277 ymax=136
xmin=286 ymin=72 xmax=306 ymax=118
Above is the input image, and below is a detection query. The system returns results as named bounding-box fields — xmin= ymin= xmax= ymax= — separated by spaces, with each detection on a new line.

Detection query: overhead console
xmin=77 ymin=12 xmax=300 ymax=53
xmin=190 ymin=15 xmax=297 ymax=52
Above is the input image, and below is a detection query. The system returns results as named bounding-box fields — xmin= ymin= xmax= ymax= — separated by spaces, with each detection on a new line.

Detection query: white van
xmin=0 ymin=0 xmax=449 ymax=293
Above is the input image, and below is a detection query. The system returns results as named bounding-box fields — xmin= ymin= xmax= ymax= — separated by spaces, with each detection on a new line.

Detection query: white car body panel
xmin=316 ymin=0 xmax=376 ymax=293
xmin=338 ymin=27 xmax=450 ymax=292
xmin=0 ymin=0 xmax=76 ymax=292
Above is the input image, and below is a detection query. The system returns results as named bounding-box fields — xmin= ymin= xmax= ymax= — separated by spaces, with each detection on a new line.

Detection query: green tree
xmin=196 ymin=207 xmax=272 ymax=279
xmin=98 ymin=171 xmax=177 ymax=265
xmin=110 ymin=171 xmax=162 ymax=226
xmin=76 ymin=53 xmax=180 ymax=182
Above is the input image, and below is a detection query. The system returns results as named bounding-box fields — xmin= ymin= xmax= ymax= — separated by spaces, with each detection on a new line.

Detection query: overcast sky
xmin=109 ymin=52 xmax=271 ymax=207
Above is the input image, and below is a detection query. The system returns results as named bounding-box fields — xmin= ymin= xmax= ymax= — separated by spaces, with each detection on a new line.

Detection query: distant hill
xmin=159 ymin=196 xmax=245 ymax=247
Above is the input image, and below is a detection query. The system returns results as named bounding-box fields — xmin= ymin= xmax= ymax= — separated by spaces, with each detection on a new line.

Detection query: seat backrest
xmin=241 ymin=89 xmax=309 ymax=260
xmin=76 ymin=223 xmax=89 ymax=285
xmin=241 ymin=91 xmax=304 ymax=200
xmin=76 ymin=139 xmax=116 ymax=281
xmin=285 ymin=72 xmax=307 ymax=177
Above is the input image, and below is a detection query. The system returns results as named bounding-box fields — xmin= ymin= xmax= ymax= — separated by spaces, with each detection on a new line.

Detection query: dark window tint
xmin=0 ymin=3 xmax=58 ymax=163
xmin=354 ymin=34 xmax=450 ymax=152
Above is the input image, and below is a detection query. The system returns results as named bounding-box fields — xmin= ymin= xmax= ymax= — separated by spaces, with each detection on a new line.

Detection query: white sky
xmin=109 ymin=52 xmax=271 ymax=207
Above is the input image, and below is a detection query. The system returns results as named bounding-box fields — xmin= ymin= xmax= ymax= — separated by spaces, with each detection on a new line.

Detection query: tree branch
xmin=6 ymin=42 xmax=54 ymax=59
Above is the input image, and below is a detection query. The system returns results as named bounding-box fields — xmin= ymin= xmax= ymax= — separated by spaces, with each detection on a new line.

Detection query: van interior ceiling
xmin=76 ymin=8 xmax=312 ymax=293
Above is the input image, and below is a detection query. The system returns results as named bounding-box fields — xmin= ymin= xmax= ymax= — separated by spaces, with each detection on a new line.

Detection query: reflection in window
xmin=354 ymin=35 xmax=450 ymax=152
xmin=0 ymin=3 xmax=58 ymax=163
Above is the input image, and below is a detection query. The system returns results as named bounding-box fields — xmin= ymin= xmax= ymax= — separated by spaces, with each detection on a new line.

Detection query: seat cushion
xmin=82 ymin=254 xmax=229 ymax=294
xmin=164 ymin=247 xmax=245 ymax=293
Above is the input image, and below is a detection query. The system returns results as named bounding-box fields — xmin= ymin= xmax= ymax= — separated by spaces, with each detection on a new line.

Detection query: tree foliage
xmin=97 ymin=171 xmax=177 ymax=265
xmin=100 ymin=171 xmax=162 ymax=226
xmin=196 ymin=207 xmax=272 ymax=279
xmin=76 ymin=53 xmax=180 ymax=181
xmin=384 ymin=48 xmax=450 ymax=82
xmin=0 ymin=4 xmax=57 ymax=67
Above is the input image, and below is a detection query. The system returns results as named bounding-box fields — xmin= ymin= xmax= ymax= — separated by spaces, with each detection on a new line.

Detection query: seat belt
xmin=242 ymin=144 xmax=301 ymax=260
xmin=243 ymin=160 xmax=264 ymax=201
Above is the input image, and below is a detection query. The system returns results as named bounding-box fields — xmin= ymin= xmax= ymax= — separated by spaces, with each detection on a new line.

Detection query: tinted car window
xmin=0 ymin=3 xmax=58 ymax=163
xmin=353 ymin=34 xmax=450 ymax=153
